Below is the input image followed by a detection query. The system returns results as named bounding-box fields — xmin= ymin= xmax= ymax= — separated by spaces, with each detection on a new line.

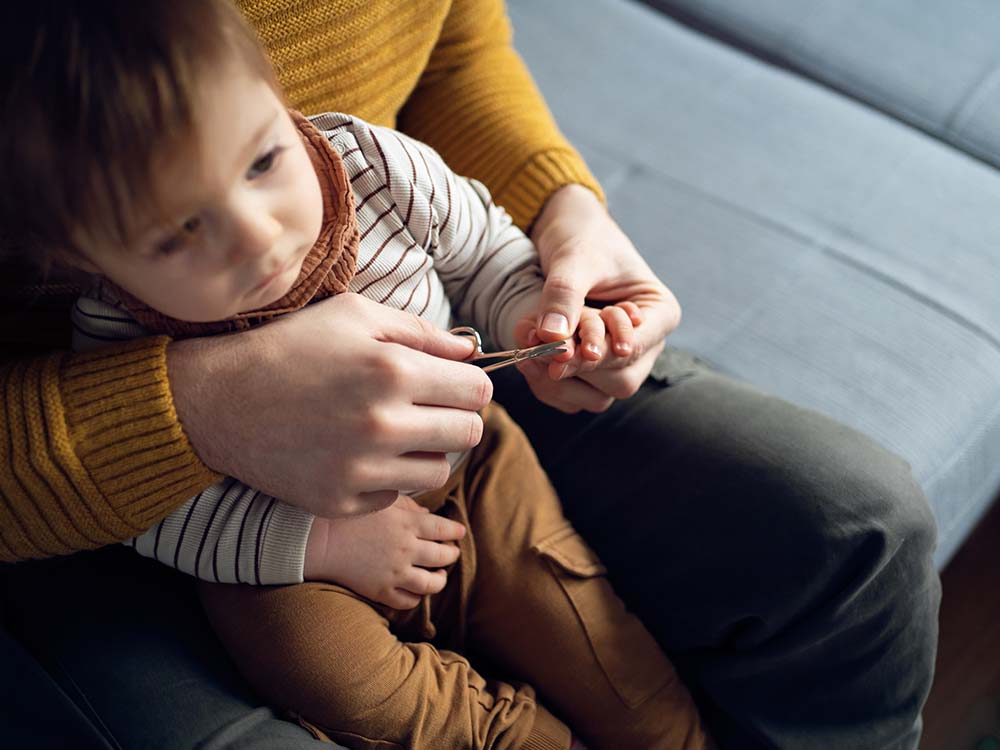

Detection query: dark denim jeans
xmin=1 ymin=349 xmax=940 ymax=749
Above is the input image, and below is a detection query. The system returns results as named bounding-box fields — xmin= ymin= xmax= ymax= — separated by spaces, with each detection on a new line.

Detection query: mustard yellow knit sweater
xmin=0 ymin=0 xmax=601 ymax=561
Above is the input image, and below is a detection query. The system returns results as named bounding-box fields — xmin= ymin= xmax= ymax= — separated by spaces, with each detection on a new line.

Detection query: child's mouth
xmin=253 ymin=256 xmax=295 ymax=292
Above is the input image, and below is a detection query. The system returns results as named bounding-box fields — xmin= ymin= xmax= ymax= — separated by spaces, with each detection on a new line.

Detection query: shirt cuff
xmin=257 ymin=501 xmax=316 ymax=585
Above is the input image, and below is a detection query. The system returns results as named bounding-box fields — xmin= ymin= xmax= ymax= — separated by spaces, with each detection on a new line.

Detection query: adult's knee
xmin=752 ymin=418 xmax=940 ymax=643
xmin=796 ymin=427 xmax=937 ymax=584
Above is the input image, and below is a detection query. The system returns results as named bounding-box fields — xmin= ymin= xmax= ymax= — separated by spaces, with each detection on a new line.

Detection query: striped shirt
xmin=71 ymin=112 xmax=544 ymax=584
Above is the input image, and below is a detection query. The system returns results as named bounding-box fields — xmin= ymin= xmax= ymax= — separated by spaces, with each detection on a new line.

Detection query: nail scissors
xmin=450 ymin=326 xmax=568 ymax=373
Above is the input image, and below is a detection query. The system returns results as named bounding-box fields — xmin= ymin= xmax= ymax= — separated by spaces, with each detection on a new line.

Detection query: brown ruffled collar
xmin=106 ymin=111 xmax=359 ymax=338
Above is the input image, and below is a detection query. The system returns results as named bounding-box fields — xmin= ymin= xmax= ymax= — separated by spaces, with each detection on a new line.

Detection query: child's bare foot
xmin=304 ymin=494 xmax=465 ymax=609
xmin=515 ymin=302 xmax=642 ymax=380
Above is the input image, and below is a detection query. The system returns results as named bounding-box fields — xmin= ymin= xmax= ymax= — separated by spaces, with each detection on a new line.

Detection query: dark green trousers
xmin=494 ymin=348 xmax=940 ymax=750
xmin=2 ymin=349 xmax=940 ymax=749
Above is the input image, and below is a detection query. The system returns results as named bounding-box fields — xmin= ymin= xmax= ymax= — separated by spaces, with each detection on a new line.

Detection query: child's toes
xmin=617 ymin=300 xmax=643 ymax=326
xmin=601 ymin=305 xmax=635 ymax=357
xmin=577 ymin=311 xmax=606 ymax=362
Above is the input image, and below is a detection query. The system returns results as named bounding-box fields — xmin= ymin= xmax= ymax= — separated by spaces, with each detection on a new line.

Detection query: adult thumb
xmin=536 ymin=265 xmax=589 ymax=342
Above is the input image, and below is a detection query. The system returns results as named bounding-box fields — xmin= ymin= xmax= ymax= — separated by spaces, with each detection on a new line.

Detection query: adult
xmin=0 ymin=1 xmax=938 ymax=748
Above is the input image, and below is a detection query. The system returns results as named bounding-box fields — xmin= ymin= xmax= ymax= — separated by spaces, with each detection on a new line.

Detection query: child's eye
xmin=247 ymin=146 xmax=283 ymax=179
xmin=156 ymin=216 xmax=201 ymax=256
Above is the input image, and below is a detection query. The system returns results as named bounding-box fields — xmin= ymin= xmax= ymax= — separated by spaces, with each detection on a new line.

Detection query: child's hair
xmin=0 ymin=0 xmax=280 ymax=269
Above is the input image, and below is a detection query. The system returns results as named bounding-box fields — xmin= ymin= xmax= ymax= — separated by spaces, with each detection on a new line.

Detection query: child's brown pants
xmin=199 ymin=404 xmax=712 ymax=750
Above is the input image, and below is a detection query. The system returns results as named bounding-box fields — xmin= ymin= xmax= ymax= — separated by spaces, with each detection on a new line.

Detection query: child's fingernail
xmin=540 ymin=313 xmax=569 ymax=336
xmin=616 ymin=342 xmax=631 ymax=355
xmin=586 ymin=343 xmax=601 ymax=357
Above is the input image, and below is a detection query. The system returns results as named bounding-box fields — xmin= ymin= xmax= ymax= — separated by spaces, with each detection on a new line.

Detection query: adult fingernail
xmin=541 ymin=313 xmax=569 ymax=336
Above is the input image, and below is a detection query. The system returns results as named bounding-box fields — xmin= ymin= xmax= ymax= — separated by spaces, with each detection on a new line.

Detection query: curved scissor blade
xmin=480 ymin=340 xmax=568 ymax=372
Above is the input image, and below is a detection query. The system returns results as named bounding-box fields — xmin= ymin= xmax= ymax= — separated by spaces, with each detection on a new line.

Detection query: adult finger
xmin=535 ymin=261 xmax=592 ymax=342
xmin=354 ymin=453 xmax=453 ymax=496
xmin=389 ymin=406 xmax=485 ymax=454
xmin=328 ymin=489 xmax=399 ymax=518
xmin=517 ymin=359 xmax=615 ymax=414
xmin=359 ymin=294 xmax=479 ymax=362
xmin=388 ymin=348 xmax=493 ymax=411
xmin=579 ymin=340 xmax=665 ymax=400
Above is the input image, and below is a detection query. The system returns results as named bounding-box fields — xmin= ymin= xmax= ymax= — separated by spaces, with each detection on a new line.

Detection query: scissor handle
xmin=449 ymin=325 xmax=567 ymax=373
xmin=450 ymin=326 xmax=485 ymax=355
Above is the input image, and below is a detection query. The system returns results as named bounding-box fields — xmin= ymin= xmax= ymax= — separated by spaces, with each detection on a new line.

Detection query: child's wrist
xmin=303 ymin=515 xmax=330 ymax=581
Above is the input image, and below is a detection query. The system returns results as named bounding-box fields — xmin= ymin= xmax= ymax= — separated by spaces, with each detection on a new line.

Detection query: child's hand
xmin=515 ymin=302 xmax=643 ymax=381
xmin=304 ymin=494 xmax=465 ymax=610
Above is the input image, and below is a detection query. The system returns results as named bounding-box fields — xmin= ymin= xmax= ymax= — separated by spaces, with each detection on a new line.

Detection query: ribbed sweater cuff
xmin=522 ymin=705 xmax=572 ymax=750
xmin=495 ymin=148 xmax=605 ymax=233
xmin=60 ymin=336 xmax=220 ymax=533
xmin=257 ymin=503 xmax=315 ymax=585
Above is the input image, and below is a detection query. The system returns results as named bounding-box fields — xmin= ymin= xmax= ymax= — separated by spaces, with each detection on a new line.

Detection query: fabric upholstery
xmin=508 ymin=0 xmax=1000 ymax=566
xmin=643 ymin=0 xmax=1000 ymax=170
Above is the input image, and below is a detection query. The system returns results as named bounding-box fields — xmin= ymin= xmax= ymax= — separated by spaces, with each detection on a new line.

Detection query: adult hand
xmin=167 ymin=293 xmax=491 ymax=518
xmin=521 ymin=184 xmax=681 ymax=413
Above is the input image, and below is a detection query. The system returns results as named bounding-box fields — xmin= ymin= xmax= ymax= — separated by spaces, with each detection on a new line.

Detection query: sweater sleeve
xmin=396 ymin=0 xmax=604 ymax=232
xmin=0 ymin=336 xmax=219 ymax=562
xmin=65 ymin=297 xmax=314 ymax=585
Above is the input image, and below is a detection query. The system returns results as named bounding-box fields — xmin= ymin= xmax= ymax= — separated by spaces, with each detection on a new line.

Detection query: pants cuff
xmin=522 ymin=705 xmax=572 ymax=750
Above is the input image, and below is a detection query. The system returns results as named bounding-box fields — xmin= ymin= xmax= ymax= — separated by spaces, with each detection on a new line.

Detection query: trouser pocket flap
xmin=532 ymin=524 xmax=674 ymax=709
xmin=531 ymin=524 xmax=607 ymax=577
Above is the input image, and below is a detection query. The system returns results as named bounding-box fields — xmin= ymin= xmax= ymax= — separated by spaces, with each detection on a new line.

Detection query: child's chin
xmin=257 ymin=281 xmax=295 ymax=307
xmin=241 ymin=277 xmax=296 ymax=312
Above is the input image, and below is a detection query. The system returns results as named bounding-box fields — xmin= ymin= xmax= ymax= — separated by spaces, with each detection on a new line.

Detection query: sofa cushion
xmin=642 ymin=0 xmax=1000 ymax=169
xmin=507 ymin=0 xmax=1000 ymax=566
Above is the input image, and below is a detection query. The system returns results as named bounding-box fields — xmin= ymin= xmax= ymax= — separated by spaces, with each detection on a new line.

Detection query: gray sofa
xmin=508 ymin=0 xmax=1000 ymax=567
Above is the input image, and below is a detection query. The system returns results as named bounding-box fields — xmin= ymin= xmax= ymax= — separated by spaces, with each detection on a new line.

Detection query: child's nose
xmin=231 ymin=208 xmax=281 ymax=261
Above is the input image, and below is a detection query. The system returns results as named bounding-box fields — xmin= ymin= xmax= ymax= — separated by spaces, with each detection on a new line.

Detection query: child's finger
xmin=577 ymin=308 xmax=606 ymax=362
xmin=413 ymin=539 xmax=461 ymax=568
xmin=396 ymin=494 xmax=427 ymax=512
xmin=600 ymin=305 xmax=635 ymax=357
xmin=418 ymin=512 xmax=466 ymax=541
xmin=401 ymin=567 xmax=449 ymax=598
xmin=616 ymin=300 xmax=643 ymax=326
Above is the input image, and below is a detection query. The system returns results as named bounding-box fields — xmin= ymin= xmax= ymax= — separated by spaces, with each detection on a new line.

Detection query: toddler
xmin=3 ymin=2 xmax=712 ymax=748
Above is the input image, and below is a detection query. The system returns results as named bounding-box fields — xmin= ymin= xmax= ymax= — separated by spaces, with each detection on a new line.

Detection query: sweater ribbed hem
xmin=60 ymin=336 xmax=220 ymax=534
xmin=522 ymin=705 xmax=572 ymax=750
xmin=495 ymin=148 xmax=605 ymax=234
